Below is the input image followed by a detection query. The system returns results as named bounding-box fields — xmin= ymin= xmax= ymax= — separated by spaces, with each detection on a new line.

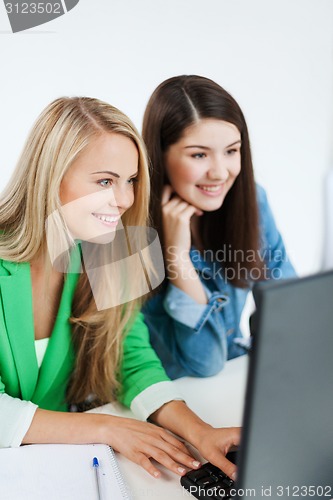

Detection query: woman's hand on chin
xmin=162 ymin=185 xmax=202 ymax=257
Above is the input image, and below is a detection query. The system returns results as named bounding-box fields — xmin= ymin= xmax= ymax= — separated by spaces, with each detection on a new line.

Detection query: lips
xmin=195 ymin=184 xmax=225 ymax=198
xmin=196 ymin=184 xmax=223 ymax=192
xmin=92 ymin=213 xmax=120 ymax=226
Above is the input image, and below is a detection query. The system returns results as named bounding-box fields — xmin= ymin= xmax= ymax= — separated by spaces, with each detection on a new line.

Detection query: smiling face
xmin=164 ymin=119 xmax=241 ymax=212
xmin=59 ymin=132 xmax=139 ymax=243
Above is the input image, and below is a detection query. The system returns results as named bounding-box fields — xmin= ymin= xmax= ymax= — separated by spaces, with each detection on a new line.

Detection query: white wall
xmin=1 ymin=0 xmax=332 ymax=275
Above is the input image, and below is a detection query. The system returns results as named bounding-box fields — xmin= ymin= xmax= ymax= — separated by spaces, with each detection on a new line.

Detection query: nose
xmin=207 ymin=156 xmax=229 ymax=181
xmin=108 ymin=185 xmax=134 ymax=211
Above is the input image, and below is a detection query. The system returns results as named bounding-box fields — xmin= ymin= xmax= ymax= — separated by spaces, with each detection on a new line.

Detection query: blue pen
xmin=92 ymin=456 xmax=102 ymax=500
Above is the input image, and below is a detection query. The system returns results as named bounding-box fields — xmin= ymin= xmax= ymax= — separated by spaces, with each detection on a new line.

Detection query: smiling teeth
xmin=198 ymin=185 xmax=221 ymax=192
xmin=95 ymin=214 xmax=119 ymax=223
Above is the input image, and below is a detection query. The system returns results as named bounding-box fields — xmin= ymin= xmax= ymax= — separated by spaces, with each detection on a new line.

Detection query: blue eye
xmin=192 ymin=153 xmax=206 ymax=159
xmin=98 ymin=179 xmax=112 ymax=187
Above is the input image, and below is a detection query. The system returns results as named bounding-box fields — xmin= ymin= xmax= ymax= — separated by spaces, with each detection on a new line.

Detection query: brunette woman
xmin=142 ymin=75 xmax=296 ymax=379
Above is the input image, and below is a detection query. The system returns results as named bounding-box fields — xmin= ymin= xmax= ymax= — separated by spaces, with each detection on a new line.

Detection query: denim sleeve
xmin=144 ymin=284 xmax=231 ymax=379
xmin=257 ymin=185 xmax=297 ymax=279
xmin=163 ymin=283 xmax=229 ymax=332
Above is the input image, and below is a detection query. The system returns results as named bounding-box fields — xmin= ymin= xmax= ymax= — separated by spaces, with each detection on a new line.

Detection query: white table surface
xmin=91 ymin=355 xmax=249 ymax=500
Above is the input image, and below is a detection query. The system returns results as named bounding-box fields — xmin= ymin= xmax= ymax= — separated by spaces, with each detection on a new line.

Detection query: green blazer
xmin=0 ymin=257 xmax=79 ymax=411
xmin=0 ymin=252 xmax=170 ymax=412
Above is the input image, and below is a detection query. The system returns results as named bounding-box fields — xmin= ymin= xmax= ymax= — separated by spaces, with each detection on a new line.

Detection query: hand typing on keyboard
xmin=181 ymin=462 xmax=235 ymax=499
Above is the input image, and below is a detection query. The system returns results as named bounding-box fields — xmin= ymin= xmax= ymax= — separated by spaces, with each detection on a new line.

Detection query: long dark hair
xmin=142 ymin=75 xmax=263 ymax=287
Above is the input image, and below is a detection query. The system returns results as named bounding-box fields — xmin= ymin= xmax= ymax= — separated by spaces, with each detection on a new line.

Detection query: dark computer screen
xmin=237 ymin=271 xmax=333 ymax=496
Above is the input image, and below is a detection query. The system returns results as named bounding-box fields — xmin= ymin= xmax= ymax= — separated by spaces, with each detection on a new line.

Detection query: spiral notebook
xmin=0 ymin=443 xmax=131 ymax=500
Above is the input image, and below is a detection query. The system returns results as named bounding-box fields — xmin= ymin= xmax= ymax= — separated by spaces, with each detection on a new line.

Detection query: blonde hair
xmin=0 ymin=97 xmax=151 ymax=405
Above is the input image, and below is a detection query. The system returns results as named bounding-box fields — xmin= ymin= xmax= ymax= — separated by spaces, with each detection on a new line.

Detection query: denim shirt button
xmin=226 ymin=328 xmax=234 ymax=336
xmin=215 ymin=296 xmax=227 ymax=311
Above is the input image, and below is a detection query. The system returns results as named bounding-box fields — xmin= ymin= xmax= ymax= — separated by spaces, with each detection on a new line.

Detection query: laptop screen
xmin=237 ymin=271 xmax=333 ymax=497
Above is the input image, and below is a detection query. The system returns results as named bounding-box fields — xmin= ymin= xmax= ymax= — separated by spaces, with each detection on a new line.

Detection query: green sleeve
xmin=117 ymin=311 xmax=170 ymax=408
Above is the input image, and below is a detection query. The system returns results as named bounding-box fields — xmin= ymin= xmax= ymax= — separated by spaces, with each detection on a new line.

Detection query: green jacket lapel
xmin=0 ymin=260 xmax=38 ymax=400
xmin=0 ymin=246 xmax=81 ymax=406
xmin=33 ymin=269 xmax=79 ymax=404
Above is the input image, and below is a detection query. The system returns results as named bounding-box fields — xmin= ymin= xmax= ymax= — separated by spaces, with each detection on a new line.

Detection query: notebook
xmin=0 ymin=443 xmax=131 ymax=500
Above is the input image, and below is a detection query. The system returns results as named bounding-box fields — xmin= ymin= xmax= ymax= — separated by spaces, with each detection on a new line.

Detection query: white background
xmin=1 ymin=0 xmax=333 ymax=275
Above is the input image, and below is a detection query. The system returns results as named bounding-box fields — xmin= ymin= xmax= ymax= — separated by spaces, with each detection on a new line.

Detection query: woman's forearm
xmin=151 ymin=400 xmax=211 ymax=444
xmin=21 ymin=406 xmax=202 ymax=478
xmin=166 ymin=253 xmax=207 ymax=304
xmin=23 ymin=405 xmax=207 ymax=449
xmin=151 ymin=400 xmax=240 ymax=481
xmin=21 ymin=402 xmax=239 ymax=480
xmin=22 ymin=408 xmax=107 ymax=445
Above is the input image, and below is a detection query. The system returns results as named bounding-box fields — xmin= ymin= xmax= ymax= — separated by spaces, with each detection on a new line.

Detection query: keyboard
xmin=180 ymin=462 xmax=235 ymax=499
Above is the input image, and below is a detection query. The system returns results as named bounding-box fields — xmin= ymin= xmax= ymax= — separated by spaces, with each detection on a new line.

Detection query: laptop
xmin=181 ymin=270 xmax=333 ymax=498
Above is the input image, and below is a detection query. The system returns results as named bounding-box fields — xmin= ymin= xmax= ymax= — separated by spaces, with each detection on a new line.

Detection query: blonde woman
xmin=0 ymin=97 xmax=239 ymax=480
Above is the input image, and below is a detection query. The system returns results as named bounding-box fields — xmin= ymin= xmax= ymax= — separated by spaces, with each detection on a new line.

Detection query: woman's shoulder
xmin=255 ymin=183 xmax=268 ymax=207
xmin=255 ymin=184 xmax=274 ymax=222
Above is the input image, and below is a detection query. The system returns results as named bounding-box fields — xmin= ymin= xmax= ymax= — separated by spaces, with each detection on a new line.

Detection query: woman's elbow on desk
xmin=181 ymin=361 xmax=225 ymax=378
xmin=175 ymin=346 xmax=227 ymax=378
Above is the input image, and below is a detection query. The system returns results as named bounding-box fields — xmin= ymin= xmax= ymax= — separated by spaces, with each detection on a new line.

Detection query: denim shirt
xmin=142 ymin=185 xmax=296 ymax=379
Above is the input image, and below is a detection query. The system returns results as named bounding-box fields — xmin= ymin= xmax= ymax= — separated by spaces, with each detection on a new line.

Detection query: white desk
xmin=91 ymin=355 xmax=249 ymax=500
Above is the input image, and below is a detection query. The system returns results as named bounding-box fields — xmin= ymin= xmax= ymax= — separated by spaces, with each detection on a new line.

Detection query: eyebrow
xmin=184 ymin=140 xmax=242 ymax=150
xmin=91 ymin=170 xmax=138 ymax=178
